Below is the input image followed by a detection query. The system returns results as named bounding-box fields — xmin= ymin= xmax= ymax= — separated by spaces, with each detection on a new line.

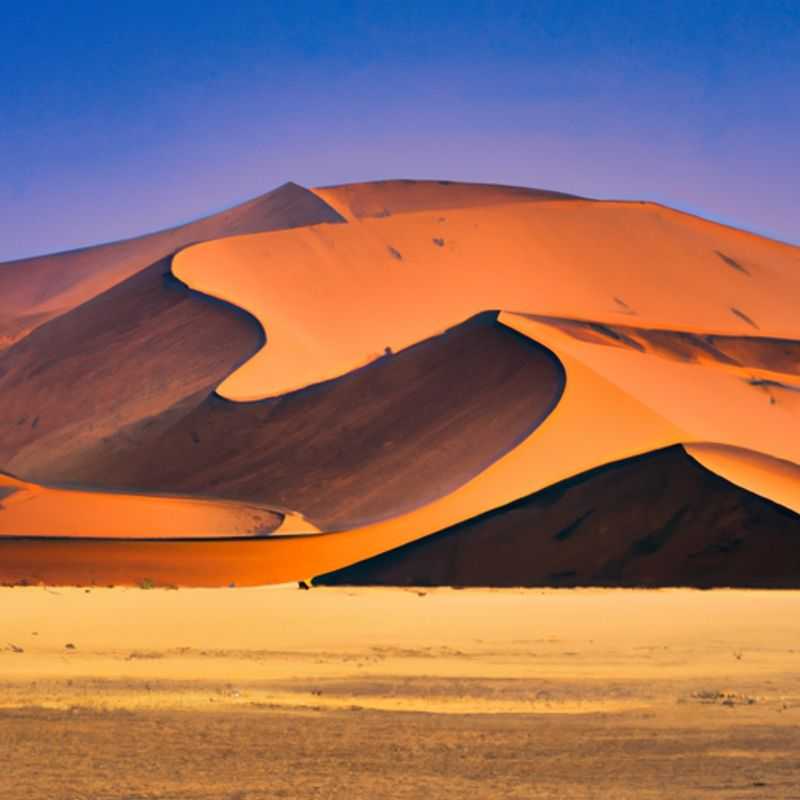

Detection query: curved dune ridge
xmin=0 ymin=181 xmax=344 ymax=348
xmin=35 ymin=313 xmax=565 ymax=530
xmin=0 ymin=257 xmax=264 ymax=477
xmin=0 ymin=178 xmax=799 ymax=587
xmin=311 ymin=178 xmax=583 ymax=221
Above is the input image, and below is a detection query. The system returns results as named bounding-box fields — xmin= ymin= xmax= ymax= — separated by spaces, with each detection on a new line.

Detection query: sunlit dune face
xmin=0 ymin=472 xmax=283 ymax=540
xmin=174 ymin=198 xmax=799 ymax=402
xmin=1 ymin=180 xmax=799 ymax=587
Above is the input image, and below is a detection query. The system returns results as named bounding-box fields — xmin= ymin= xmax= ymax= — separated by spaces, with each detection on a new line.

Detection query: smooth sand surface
xmin=1 ymin=586 xmax=799 ymax=797
xmin=0 ymin=472 xmax=286 ymax=540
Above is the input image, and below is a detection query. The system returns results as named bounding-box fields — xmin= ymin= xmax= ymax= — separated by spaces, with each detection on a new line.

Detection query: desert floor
xmin=1 ymin=586 xmax=799 ymax=799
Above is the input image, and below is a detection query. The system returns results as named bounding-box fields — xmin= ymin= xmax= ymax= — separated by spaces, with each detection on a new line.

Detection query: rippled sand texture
xmin=0 ymin=179 xmax=798 ymax=586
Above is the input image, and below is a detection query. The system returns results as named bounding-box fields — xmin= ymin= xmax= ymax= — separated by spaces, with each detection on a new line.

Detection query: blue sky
xmin=1 ymin=0 xmax=797 ymax=259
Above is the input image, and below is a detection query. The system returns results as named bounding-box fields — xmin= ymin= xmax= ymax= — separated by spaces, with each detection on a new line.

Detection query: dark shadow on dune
xmin=0 ymin=486 xmax=19 ymax=502
xmin=44 ymin=313 xmax=566 ymax=529
xmin=730 ymin=307 xmax=760 ymax=330
xmin=0 ymin=257 xmax=266 ymax=477
xmin=315 ymin=446 xmax=800 ymax=588
xmin=527 ymin=314 xmax=800 ymax=375
xmin=715 ymin=250 xmax=751 ymax=276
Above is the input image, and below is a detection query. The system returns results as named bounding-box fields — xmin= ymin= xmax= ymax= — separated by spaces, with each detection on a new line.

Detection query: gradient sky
xmin=1 ymin=0 xmax=797 ymax=260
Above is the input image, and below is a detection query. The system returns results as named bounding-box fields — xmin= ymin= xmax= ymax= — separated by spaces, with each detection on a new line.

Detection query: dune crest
xmin=311 ymin=178 xmax=582 ymax=220
xmin=684 ymin=443 xmax=800 ymax=513
xmin=174 ymin=196 xmax=800 ymax=403
xmin=0 ymin=182 xmax=344 ymax=347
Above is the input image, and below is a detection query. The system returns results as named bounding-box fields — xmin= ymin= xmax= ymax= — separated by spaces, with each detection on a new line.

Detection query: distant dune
xmin=0 ymin=178 xmax=798 ymax=587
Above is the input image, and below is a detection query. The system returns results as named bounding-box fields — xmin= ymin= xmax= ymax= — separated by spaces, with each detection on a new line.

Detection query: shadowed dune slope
xmin=0 ymin=257 xmax=264 ymax=477
xmin=312 ymin=179 xmax=582 ymax=220
xmin=529 ymin=315 xmax=800 ymax=379
xmin=315 ymin=446 xmax=800 ymax=588
xmin=43 ymin=313 xmax=565 ymax=529
xmin=0 ymin=182 xmax=344 ymax=347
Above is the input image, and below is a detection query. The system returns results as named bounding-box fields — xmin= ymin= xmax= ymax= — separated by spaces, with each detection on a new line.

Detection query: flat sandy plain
xmin=2 ymin=586 xmax=799 ymax=799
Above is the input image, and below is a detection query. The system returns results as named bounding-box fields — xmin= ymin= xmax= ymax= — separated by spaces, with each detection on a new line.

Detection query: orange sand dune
xmin=0 ymin=258 xmax=263 ymax=477
xmin=44 ymin=314 xmax=563 ymax=529
xmin=0 ymin=341 xmax=682 ymax=585
xmin=528 ymin=315 xmax=800 ymax=382
xmin=174 ymin=197 xmax=800 ymax=402
xmin=0 ymin=182 xmax=343 ymax=346
xmin=316 ymin=446 xmax=800 ymax=588
xmin=0 ymin=471 xmax=286 ymax=540
xmin=507 ymin=313 xmax=800 ymax=467
xmin=169 ymin=189 xmax=799 ymax=573
xmin=2 ymin=179 xmax=799 ymax=586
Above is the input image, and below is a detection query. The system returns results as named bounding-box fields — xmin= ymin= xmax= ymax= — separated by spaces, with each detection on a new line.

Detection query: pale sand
xmin=1 ymin=586 xmax=799 ymax=798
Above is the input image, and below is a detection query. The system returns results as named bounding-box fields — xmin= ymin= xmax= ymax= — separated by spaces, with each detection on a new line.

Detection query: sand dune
xmin=1 ymin=178 xmax=799 ymax=586
xmin=0 ymin=257 xmax=263 ymax=478
xmin=174 ymin=195 xmax=800 ymax=401
xmin=0 ymin=471 xmax=283 ymax=542
xmin=685 ymin=443 xmax=800 ymax=514
xmin=316 ymin=446 xmax=800 ymax=588
xmin=0 ymin=182 xmax=343 ymax=347
xmin=528 ymin=315 xmax=800 ymax=379
xmin=46 ymin=313 xmax=563 ymax=529
xmin=0 ymin=182 xmax=344 ymax=479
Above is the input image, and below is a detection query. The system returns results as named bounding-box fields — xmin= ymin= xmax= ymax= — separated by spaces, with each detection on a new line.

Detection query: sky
xmin=1 ymin=0 xmax=797 ymax=261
